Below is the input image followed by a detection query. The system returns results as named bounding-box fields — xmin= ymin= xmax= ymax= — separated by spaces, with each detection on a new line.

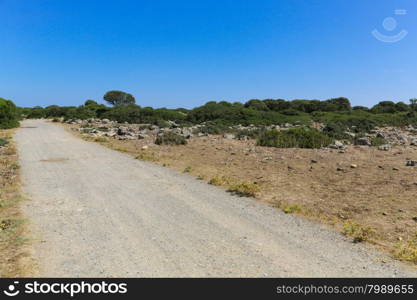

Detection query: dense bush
xmin=155 ymin=132 xmax=187 ymax=145
xmin=0 ymin=98 xmax=19 ymax=129
xmin=257 ymin=128 xmax=333 ymax=149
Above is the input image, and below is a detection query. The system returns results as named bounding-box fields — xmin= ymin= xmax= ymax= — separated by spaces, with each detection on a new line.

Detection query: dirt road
xmin=14 ymin=120 xmax=416 ymax=277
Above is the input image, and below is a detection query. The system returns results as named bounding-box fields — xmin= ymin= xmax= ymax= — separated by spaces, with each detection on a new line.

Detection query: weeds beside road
xmin=0 ymin=129 xmax=34 ymax=277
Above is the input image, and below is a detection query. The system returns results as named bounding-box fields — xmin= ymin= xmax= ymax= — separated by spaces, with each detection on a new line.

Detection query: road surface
xmin=15 ymin=120 xmax=416 ymax=277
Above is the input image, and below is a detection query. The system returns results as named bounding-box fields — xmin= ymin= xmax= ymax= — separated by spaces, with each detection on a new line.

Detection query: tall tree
xmin=103 ymin=91 xmax=136 ymax=106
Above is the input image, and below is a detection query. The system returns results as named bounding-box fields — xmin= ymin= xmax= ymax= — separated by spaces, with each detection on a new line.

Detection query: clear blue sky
xmin=1 ymin=0 xmax=416 ymax=108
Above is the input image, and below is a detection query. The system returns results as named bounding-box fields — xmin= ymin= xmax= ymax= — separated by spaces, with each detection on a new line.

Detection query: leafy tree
xmin=371 ymin=101 xmax=397 ymax=114
xmin=324 ymin=97 xmax=352 ymax=111
xmin=85 ymin=99 xmax=98 ymax=106
xmin=26 ymin=106 xmax=45 ymax=119
xmin=103 ymin=90 xmax=136 ymax=106
xmin=395 ymin=101 xmax=410 ymax=112
xmin=0 ymin=98 xmax=19 ymax=129
xmin=244 ymin=99 xmax=269 ymax=111
xmin=263 ymin=99 xmax=290 ymax=111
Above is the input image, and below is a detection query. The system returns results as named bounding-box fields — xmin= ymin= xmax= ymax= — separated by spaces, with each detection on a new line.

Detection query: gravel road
xmin=15 ymin=120 xmax=416 ymax=277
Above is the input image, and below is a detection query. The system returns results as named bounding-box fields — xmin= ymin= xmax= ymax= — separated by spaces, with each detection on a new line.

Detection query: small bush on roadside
xmin=228 ymin=182 xmax=260 ymax=197
xmin=94 ymin=137 xmax=108 ymax=143
xmin=155 ymin=132 xmax=187 ymax=145
xmin=393 ymin=235 xmax=417 ymax=263
xmin=183 ymin=166 xmax=192 ymax=173
xmin=343 ymin=221 xmax=374 ymax=243
xmin=282 ymin=204 xmax=302 ymax=214
xmin=208 ymin=176 xmax=229 ymax=186
xmin=135 ymin=151 xmax=158 ymax=162
xmin=257 ymin=127 xmax=333 ymax=149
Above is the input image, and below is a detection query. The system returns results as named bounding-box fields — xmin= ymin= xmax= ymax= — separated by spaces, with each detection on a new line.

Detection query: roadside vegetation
xmin=0 ymin=97 xmax=20 ymax=129
xmin=0 ymin=129 xmax=34 ymax=276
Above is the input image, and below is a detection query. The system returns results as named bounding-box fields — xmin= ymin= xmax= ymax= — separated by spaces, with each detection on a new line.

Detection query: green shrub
xmin=155 ymin=132 xmax=187 ymax=145
xmin=371 ymin=136 xmax=387 ymax=146
xmin=257 ymin=128 xmax=333 ymax=149
xmin=0 ymin=98 xmax=19 ymax=129
xmin=322 ymin=121 xmax=350 ymax=139
xmin=0 ymin=138 xmax=9 ymax=147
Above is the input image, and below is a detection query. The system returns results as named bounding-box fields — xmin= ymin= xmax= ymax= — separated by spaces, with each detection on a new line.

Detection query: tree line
xmin=2 ymin=90 xmax=417 ymax=130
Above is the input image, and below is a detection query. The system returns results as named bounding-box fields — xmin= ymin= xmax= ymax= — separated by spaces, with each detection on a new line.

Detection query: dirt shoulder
xmin=64 ymin=122 xmax=417 ymax=266
xmin=0 ymin=129 xmax=36 ymax=277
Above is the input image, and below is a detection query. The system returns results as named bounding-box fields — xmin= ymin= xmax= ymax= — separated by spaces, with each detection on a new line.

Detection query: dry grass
xmin=282 ymin=204 xmax=302 ymax=214
xmin=208 ymin=175 xmax=230 ymax=186
xmin=228 ymin=181 xmax=260 ymax=197
xmin=0 ymin=129 xmax=35 ymax=277
xmin=342 ymin=221 xmax=374 ymax=243
xmin=393 ymin=235 xmax=417 ymax=263
xmin=135 ymin=151 xmax=159 ymax=162
xmin=65 ymin=123 xmax=417 ymax=265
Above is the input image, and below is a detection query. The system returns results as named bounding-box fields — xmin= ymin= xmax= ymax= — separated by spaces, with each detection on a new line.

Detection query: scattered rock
xmin=378 ymin=144 xmax=392 ymax=151
xmin=356 ymin=137 xmax=371 ymax=146
xmin=350 ymin=164 xmax=357 ymax=169
xmin=223 ymin=134 xmax=235 ymax=140
xmin=406 ymin=160 xmax=417 ymax=167
xmin=329 ymin=140 xmax=344 ymax=149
